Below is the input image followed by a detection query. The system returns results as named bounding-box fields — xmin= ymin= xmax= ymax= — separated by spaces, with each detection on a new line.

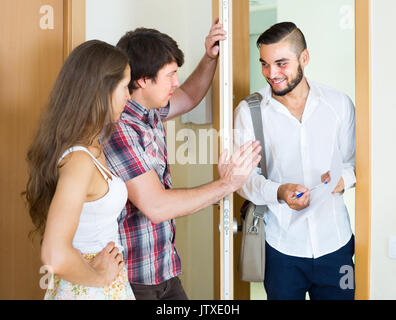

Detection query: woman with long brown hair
xmin=24 ymin=40 xmax=134 ymax=299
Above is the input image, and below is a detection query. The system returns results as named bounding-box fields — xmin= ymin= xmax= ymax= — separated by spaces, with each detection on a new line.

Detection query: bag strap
xmin=244 ymin=92 xmax=267 ymax=178
xmin=242 ymin=92 xmax=268 ymax=217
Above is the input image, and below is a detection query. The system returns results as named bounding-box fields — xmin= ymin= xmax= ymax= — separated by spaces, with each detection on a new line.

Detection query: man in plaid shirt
xmin=102 ymin=21 xmax=261 ymax=300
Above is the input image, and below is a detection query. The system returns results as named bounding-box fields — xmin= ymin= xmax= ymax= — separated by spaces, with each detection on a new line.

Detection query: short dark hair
xmin=256 ymin=22 xmax=307 ymax=58
xmin=117 ymin=28 xmax=184 ymax=92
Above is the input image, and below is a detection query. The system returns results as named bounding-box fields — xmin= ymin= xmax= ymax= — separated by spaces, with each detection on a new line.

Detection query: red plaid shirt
xmin=103 ymin=100 xmax=181 ymax=285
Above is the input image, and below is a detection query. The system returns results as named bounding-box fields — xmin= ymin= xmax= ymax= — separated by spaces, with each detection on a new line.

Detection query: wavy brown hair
xmin=23 ymin=40 xmax=128 ymax=240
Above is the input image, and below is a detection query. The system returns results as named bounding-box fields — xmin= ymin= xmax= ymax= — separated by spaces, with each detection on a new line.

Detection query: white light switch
xmin=389 ymin=236 xmax=396 ymax=260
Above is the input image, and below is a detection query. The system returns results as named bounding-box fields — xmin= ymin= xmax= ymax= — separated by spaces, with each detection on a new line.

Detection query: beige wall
xmin=369 ymin=0 xmax=396 ymax=300
xmin=86 ymin=0 xmax=214 ymax=299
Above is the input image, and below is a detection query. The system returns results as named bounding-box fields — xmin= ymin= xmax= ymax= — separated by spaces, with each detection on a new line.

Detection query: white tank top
xmin=58 ymin=146 xmax=127 ymax=254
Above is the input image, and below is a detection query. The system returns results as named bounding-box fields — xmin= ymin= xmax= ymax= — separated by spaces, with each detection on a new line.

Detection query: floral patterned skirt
xmin=44 ymin=253 xmax=135 ymax=300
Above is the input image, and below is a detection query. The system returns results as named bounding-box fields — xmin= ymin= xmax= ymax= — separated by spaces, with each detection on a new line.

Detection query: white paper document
xmin=289 ymin=148 xmax=343 ymax=227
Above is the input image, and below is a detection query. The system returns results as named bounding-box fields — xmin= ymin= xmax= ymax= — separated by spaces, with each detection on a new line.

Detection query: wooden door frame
xmin=212 ymin=0 xmax=250 ymax=300
xmin=63 ymin=0 xmax=85 ymax=59
xmin=354 ymin=0 xmax=371 ymax=300
xmin=212 ymin=0 xmax=371 ymax=300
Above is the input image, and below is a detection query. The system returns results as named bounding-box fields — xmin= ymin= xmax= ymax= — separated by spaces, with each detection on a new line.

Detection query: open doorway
xmin=248 ymin=0 xmax=356 ymax=300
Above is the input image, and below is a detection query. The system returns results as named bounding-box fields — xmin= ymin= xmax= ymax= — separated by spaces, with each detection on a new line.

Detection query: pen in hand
xmin=291 ymin=181 xmax=327 ymax=200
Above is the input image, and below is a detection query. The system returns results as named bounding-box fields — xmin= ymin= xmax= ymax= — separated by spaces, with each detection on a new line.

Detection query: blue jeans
xmin=264 ymin=236 xmax=355 ymax=300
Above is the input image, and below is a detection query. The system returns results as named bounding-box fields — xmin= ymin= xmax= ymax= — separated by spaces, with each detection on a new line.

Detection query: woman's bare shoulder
xmin=58 ymin=150 xmax=96 ymax=184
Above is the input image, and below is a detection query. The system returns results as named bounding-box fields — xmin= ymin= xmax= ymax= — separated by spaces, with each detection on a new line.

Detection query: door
xmin=212 ymin=0 xmax=370 ymax=300
xmin=0 ymin=0 xmax=84 ymax=299
xmin=212 ymin=0 xmax=250 ymax=300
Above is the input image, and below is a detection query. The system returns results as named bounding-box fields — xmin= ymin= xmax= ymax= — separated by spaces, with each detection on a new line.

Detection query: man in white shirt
xmin=234 ymin=22 xmax=356 ymax=300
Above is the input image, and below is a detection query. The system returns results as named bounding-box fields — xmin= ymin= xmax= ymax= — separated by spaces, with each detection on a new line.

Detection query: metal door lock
xmin=219 ymin=218 xmax=241 ymax=236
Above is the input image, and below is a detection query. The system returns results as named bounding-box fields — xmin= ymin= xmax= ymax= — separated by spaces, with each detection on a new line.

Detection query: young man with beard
xmin=234 ymin=22 xmax=356 ymax=300
xmin=102 ymin=22 xmax=262 ymax=300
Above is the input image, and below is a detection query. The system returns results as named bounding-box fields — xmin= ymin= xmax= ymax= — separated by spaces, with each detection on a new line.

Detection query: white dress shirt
xmin=234 ymin=79 xmax=356 ymax=258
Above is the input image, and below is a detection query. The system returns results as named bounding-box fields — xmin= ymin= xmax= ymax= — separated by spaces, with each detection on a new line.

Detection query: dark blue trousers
xmin=264 ymin=236 xmax=355 ymax=300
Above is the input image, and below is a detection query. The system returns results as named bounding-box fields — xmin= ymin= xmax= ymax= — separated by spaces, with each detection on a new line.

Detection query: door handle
xmin=218 ymin=218 xmax=240 ymax=236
